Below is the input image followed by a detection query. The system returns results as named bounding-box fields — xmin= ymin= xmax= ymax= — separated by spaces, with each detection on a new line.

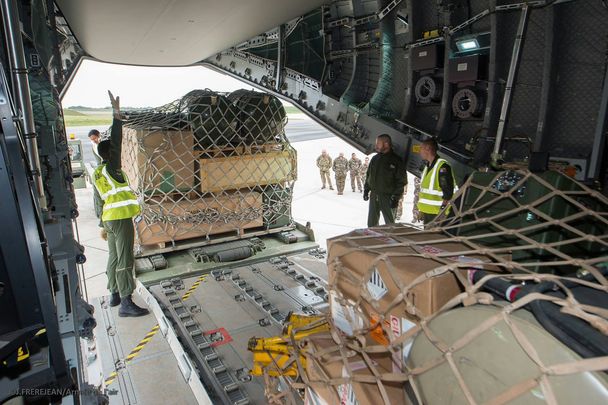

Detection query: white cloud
xmin=61 ymin=59 xmax=255 ymax=108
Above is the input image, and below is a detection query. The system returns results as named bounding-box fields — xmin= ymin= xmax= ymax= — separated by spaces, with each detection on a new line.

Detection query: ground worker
xmin=88 ymin=129 xmax=102 ymax=165
xmin=363 ymin=134 xmax=407 ymax=226
xmin=316 ymin=150 xmax=333 ymax=190
xmin=93 ymin=91 xmax=148 ymax=318
xmin=332 ymin=152 xmax=349 ymax=195
xmin=348 ymin=153 xmax=363 ymax=192
xmin=417 ymin=138 xmax=457 ymax=226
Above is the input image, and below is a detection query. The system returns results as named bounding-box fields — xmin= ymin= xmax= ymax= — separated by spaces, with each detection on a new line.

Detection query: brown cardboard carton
xmin=199 ymin=150 xmax=296 ymax=192
xmin=135 ymin=192 xmax=263 ymax=246
xmin=327 ymin=226 xmax=503 ymax=340
xmin=122 ymin=127 xmax=195 ymax=194
xmin=303 ymin=334 xmax=410 ymax=405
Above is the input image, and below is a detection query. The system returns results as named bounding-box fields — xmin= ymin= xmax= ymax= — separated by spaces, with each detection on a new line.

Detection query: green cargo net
xmin=118 ymin=89 xmax=297 ymax=251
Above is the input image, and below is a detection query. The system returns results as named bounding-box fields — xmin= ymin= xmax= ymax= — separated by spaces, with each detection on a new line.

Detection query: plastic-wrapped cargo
xmin=228 ymin=89 xmax=287 ymax=145
xmin=179 ymin=89 xmax=241 ymax=149
xmin=121 ymin=89 xmax=296 ymax=251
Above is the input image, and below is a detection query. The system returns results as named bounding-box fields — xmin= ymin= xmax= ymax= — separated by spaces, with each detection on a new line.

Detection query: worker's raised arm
xmin=108 ymin=91 xmax=123 ymax=173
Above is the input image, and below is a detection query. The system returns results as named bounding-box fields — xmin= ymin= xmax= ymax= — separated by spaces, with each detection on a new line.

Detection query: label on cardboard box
xmin=305 ymin=388 xmax=328 ymax=405
xmin=369 ymin=312 xmax=391 ymax=346
xmin=389 ymin=315 xmax=417 ymax=373
xmin=366 ymin=267 xmax=388 ymax=300
xmin=338 ymin=363 xmax=365 ymax=405
xmin=354 ymin=228 xmax=399 ymax=245
xmin=419 ymin=245 xmax=486 ymax=270
xmin=330 ymin=292 xmax=364 ymax=335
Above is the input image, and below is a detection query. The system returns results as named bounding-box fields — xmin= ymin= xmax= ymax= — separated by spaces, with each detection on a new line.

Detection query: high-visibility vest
xmin=417 ymin=158 xmax=457 ymax=215
xmin=93 ymin=164 xmax=140 ymax=221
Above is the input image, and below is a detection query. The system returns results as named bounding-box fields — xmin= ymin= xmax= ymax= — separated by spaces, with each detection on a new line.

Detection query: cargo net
xmin=120 ymin=90 xmax=297 ymax=250
xmin=258 ymin=170 xmax=608 ymax=405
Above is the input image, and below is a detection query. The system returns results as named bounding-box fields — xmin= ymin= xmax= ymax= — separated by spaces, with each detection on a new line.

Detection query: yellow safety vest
xmin=417 ymin=158 xmax=457 ymax=215
xmin=93 ymin=164 xmax=140 ymax=221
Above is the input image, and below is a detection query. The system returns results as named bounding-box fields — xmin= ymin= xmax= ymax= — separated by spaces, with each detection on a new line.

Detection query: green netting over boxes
xmin=120 ymin=89 xmax=297 ymax=251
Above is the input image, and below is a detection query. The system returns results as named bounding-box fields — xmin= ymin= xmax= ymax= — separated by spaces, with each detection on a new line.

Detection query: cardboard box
xmin=199 ymin=150 xmax=296 ymax=192
xmin=327 ymin=226 xmax=503 ymax=341
xmin=135 ymin=192 xmax=263 ymax=246
xmin=122 ymin=126 xmax=195 ymax=195
xmin=303 ymin=334 xmax=410 ymax=405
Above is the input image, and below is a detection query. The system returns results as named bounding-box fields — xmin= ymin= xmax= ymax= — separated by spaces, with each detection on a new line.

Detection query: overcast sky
xmin=61 ymin=59 xmax=255 ymax=108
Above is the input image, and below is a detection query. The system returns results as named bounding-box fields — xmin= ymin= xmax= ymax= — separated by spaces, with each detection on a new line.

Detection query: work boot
xmin=329 ymin=186 xmax=334 ymax=190
xmin=322 ymin=185 xmax=326 ymax=189
xmin=108 ymin=292 xmax=120 ymax=307
xmin=118 ymin=295 xmax=149 ymax=317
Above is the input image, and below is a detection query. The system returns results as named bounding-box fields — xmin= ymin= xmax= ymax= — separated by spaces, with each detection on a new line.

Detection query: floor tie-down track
xmin=148 ymin=251 xmax=329 ymax=404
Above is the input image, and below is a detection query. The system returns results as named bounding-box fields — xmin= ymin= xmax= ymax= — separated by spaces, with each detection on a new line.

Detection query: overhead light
xmin=456 ymin=38 xmax=479 ymax=52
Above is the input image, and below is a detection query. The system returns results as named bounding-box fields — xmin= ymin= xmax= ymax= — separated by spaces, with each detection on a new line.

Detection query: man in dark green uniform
xmin=363 ymin=134 xmax=407 ymax=227
xmin=417 ymin=138 xmax=456 ymax=226
xmin=94 ymin=91 xmax=148 ymax=317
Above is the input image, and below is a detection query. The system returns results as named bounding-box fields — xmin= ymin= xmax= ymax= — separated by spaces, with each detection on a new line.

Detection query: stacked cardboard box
xmin=303 ymin=334 xmax=410 ymax=405
xmin=292 ymin=225 xmax=505 ymax=403
xmin=324 ymin=225 xmax=503 ymax=373
xmin=199 ymin=150 xmax=296 ymax=192
xmin=122 ymin=127 xmax=195 ymax=195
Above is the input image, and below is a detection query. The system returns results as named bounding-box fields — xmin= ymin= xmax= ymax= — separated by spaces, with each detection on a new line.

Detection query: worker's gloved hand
xmin=100 ymin=228 xmax=108 ymax=241
xmin=108 ymin=90 xmax=120 ymax=119
xmin=363 ymin=189 xmax=370 ymax=201
xmin=390 ymin=195 xmax=399 ymax=209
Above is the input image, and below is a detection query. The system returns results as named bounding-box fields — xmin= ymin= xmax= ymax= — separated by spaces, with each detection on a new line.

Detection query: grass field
xmin=63 ymin=105 xmax=305 ymax=127
xmin=284 ymin=105 xmax=305 ymax=115
xmin=63 ymin=109 xmax=112 ymax=127
xmin=63 ymin=109 xmax=87 ymax=116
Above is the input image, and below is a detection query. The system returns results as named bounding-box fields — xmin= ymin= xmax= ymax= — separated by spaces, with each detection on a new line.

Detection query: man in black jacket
xmin=364 ymin=134 xmax=407 ymax=227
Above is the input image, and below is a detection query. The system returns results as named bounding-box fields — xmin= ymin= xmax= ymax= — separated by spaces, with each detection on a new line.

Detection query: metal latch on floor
xmin=103 ymin=275 xmax=207 ymax=387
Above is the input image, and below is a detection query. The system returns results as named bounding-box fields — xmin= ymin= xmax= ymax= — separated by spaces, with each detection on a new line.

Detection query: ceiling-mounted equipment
xmin=411 ymin=43 xmax=444 ymax=71
xmin=456 ymin=38 xmax=479 ymax=52
xmin=415 ymin=76 xmax=442 ymax=104
xmin=448 ymin=54 xmax=487 ymax=83
xmin=452 ymin=87 xmax=485 ymax=119
xmin=453 ymin=32 xmax=491 ymax=56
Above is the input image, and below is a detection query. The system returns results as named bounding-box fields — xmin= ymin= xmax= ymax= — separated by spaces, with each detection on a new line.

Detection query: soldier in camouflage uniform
xmin=360 ymin=156 xmax=369 ymax=180
xmin=394 ymin=182 xmax=408 ymax=221
xmin=412 ymin=176 xmax=422 ymax=223
xmin=348 ymin=153 xmax=363 ymax=192
xmin=332 ymin=152 xmax=349 ymax=195
xmin=316 ymin=150 xmax=333 ymax=190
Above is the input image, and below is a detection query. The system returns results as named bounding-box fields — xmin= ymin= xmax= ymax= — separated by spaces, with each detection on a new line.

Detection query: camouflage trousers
xmin=412 ymin=177 xmax=422 ymax=223
xmin=395 ymin=194 xmax=405 ymax=220
xmin=350 ymin=171 xmax=363 ymax=192
xmin=320 ymin=170 xmax=333 ymax=188
xmin=335 ymin=174 xmax=346 ymax=194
